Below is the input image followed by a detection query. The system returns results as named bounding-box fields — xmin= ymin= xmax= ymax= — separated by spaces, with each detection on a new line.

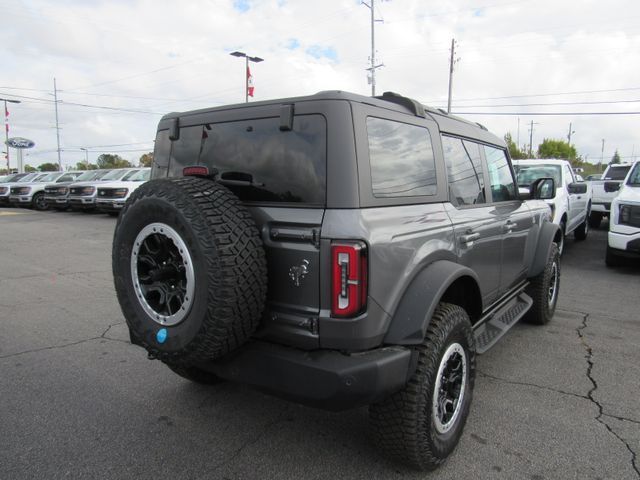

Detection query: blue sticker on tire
xmin=156 ymin=328 xmax=168 ymax=344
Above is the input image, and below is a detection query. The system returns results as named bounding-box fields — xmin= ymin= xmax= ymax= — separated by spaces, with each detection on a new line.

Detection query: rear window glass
xmin=168 ymin=115 xmax=327 ymax=205
xmin=605 ymin=165 xmax=631 ymax=180
xmin=367 ymin=117 xmax=436 ymax=198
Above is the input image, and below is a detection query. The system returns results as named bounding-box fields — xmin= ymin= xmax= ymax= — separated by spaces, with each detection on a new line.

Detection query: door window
xmin=367 ymin=117 xmax=437 ymax=198
xmin=484 ymin=146 xmax=517 ymax=202
xmin=442 ymin=136 xmax=485 ymax=206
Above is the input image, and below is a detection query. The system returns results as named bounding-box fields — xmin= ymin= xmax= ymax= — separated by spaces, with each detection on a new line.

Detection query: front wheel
xmin=524 ymin=243 xmax=560 ymax=325
xmin=32 ymin=192 xmax=48 ymax=211
xmin=605 ymin=245 xmax=624 ymax=267
xmin=370 ymin=303 xmax=475 ymax=471
xmin=574 ymin=213 xmax=589 ymax=241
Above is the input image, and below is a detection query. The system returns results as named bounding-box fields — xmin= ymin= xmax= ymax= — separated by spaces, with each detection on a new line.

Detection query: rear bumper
xmin=198 ymin=341 xmax=415 ymax=411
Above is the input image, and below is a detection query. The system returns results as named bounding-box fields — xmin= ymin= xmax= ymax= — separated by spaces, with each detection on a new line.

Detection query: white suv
xmin=606 ymin=161 xmax=640 ymax=266
xmin=514 ymin=159 xmax=591 ymax=255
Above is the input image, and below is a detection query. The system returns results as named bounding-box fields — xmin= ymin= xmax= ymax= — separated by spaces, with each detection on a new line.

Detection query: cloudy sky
xmin=1 ymin=0 xmax=639 ymax=170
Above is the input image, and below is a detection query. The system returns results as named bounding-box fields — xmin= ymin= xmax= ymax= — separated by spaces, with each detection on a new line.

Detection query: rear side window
xmin=367 ymin=117 xmax=436 ymax=198
xmin=484 ymin=145 xmax=517 ymax=202
xmin=442 ymin=136 xmax=485 ymax=206
xmin=168 ymin=115 xmax=327 ymax=205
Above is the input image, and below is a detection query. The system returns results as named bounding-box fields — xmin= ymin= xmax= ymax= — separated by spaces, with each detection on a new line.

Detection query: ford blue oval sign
xmin=6 ymin=137 xmax=35 ymax=149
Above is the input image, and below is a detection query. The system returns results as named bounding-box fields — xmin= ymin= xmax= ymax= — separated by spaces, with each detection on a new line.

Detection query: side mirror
xmin=568 ymin=182 xmax=588 ymax=194
xmin=530 ymin=177 xmax=555 ymax=200
xmin=604 ymin=181 xmax=621 ymax=193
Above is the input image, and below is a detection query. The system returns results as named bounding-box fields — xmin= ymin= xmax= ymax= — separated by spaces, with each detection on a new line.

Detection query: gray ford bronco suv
xmin=112 ymin=91 xmax=559 ymax=471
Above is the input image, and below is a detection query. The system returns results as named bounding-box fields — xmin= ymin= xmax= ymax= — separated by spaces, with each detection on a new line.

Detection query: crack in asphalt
xmin=209 ymin=410 xmax=290 ymax=474
xmin=478 ymin=370 xmax=589 ymax=400
xmin=0 ymin=322 xmax=129 ymax=359
xmin=577 ymin=313 xmax=639 ymax=478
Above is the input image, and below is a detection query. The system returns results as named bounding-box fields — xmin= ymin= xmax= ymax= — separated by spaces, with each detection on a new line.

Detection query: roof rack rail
xmin=376 ymin=91 xmax=426 ymax=118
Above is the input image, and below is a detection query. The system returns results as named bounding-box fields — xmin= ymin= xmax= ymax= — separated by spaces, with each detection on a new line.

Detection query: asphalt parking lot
xmin=1 ymin=208 xmax=638 ymax=480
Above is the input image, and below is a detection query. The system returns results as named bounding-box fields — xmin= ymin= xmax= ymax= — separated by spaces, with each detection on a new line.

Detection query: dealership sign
xmin=6 ymin=137 xmax=35 ymax=149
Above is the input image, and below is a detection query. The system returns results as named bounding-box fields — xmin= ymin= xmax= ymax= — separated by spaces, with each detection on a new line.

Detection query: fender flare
xmin=383 ymin=260 xmax=480 ymax=345
xmin=529 ymin=221 xmax=560 ymax=278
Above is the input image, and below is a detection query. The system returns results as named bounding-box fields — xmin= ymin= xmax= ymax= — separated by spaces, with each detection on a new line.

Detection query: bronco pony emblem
xmin=289 ymin=260 xmax=310 ymax=287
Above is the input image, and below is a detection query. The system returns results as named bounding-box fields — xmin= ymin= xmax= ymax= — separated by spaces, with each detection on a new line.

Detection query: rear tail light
xmin=331 ymin=241 xmax=368 ymax=318
xmin=183 ymin=166 xmax=210 ymax=177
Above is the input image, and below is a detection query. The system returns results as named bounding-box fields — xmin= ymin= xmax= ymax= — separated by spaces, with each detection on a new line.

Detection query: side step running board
xmin=473 ymin=292 xmax=533 ymax=354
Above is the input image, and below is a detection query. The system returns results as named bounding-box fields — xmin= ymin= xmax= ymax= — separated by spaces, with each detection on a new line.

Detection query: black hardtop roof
xmin=159 ymin=90 xmax=504 ymax=148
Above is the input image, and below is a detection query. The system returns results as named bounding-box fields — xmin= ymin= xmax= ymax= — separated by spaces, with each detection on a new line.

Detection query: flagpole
xmin=229 ymin=51 xmax=264 ymax=103
xmin=1 ymin=98 xmax=21 ymax=173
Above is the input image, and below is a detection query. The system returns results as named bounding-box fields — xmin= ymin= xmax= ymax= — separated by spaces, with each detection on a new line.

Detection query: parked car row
xmin=0 ymin=168 xmax=150 ymax=216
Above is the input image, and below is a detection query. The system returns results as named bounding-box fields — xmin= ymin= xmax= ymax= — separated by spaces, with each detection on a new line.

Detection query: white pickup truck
xmin=589 ymin=163 xmax=634 ymax=228
xmin=606 ymin=160 xmax=640 ymax=266
xmin=514 ymin=159 xmax=591 ymax=255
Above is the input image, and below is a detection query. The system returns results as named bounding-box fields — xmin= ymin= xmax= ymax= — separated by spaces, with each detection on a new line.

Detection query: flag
xmin=247 ymin=66 xmax=255 ymax=97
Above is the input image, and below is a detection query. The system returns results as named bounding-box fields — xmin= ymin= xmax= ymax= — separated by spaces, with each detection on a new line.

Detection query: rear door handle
xmin=460 ymin=232 xmax=480 ymax=244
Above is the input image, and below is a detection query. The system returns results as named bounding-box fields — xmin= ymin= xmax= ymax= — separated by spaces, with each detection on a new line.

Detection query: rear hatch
xmin=153 ymin=106 xmax=327 ymax=348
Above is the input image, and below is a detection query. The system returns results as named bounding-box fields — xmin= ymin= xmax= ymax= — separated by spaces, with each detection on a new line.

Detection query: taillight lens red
xmin=183 ymin=166 xmax=210 ymax=177
xmin=331 ymin=241 xmax=368 ymax=318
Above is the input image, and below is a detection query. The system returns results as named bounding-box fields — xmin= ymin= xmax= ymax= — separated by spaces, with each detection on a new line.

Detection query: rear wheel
xmin=524 ymin=243 xmax=560 ymax=325
xmin=589 ymin=212 xmax=602 ymax=229
xmin=370 ymin=303 xmax=475 ymax=471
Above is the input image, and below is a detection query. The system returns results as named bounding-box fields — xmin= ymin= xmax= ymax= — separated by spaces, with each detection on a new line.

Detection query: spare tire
xmin=112 ymin=177 xmax=267 ymax=365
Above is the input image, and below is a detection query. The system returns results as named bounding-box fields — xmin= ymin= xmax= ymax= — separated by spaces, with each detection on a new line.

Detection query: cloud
xmin=1 ymin=0 xmax=640 ymax=169
xmin=306 ymin=45 xmax=338 ymax=62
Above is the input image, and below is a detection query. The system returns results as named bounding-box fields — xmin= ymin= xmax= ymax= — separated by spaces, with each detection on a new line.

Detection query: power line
xmin=453 ymin=111 xmax=640 ymax=116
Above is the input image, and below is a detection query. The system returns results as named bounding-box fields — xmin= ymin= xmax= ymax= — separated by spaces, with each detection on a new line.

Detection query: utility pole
xmin=363 ymin=0 xmax=383 ymax=96
xmin=517 ymin=117 xmax=520 ymax=149
xmin=447 ymin=38 xmax=459 ymax=114
xmin=601 ymin=139 xmax=605 ymax=170
xmin=1 ymin=97 xmax=21 ymax=172
xmin=567 ymin=122 xmax=575 ymax=145
xmin=528 ymin=120 xmax=539 ymax=158
xmin=53 ymin=78 xmax=62 ymax=171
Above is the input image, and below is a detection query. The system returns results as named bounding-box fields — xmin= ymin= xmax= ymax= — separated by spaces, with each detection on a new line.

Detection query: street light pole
xmin=80 ymin=147 xmax=89 ymax=169
xmin=230 ymin=51 xmax=264 ymax=103
xmin=1 ymin=97 xmax=21 ymax=173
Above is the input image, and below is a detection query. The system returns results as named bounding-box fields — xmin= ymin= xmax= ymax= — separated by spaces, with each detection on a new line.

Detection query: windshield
xmin=38 ymin=172 xmax=63 ymax=183
xmin=18 ymin=173 xmax=39 ymax=183
xmin=101 ymin=169 xmax=129 ymax=181
xmin=121 ymin=169 xmax=140 ymax=181
xmin=627 ymin=163 xmax=640 ymax=186
xmin=514 ymin=164 xmax=562 ymax=187
xmin=126 ymin=169 xmax=150 ymax=182
xmin=605 ymin=165 xmax=631 ymax=180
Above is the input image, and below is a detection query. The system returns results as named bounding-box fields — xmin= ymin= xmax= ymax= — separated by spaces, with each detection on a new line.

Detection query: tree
xmin=504 ymin=133 xmax=527 ymax=159
xmin=75 ymin=162 xmax=98 ymax=170
xmin=96 ymin=154 xmax=132 ymax=169
xmin=39 ymin=162 xmax=59 ymax=171
xmin=139 ymin=152 xmax=153 ymax=167
xmin=23 ymin=164 xmax=37 ymax=172
xmin=537 ymin=138 xmax=577 ymax=161
xmin=610 ymin=150 xmax=621 ymax=164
